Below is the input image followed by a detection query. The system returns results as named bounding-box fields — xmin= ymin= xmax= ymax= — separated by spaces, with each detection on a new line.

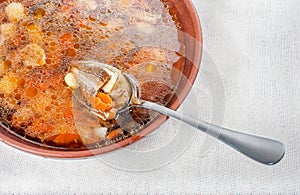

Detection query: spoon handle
xmin=139 ymin=101 xmax=285 ymax=165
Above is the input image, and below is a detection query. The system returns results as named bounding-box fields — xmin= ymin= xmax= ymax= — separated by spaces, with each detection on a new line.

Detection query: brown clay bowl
xmin=0 ymin=0 xmax=202 ymax=158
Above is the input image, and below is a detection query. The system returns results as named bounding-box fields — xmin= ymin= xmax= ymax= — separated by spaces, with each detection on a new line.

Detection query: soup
xmin=0 ymin=0 xmax=184 ymax=149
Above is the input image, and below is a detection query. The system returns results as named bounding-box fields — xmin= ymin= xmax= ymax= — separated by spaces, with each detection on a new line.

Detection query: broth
xmin=0 ymin=0 xmax=184 ymax=149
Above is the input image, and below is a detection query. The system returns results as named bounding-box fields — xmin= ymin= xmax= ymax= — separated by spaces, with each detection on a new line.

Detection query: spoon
xmin=68 ymin=60 xmax=285 ymax=165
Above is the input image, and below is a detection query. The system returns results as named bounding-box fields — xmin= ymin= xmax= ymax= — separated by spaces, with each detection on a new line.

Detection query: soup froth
xmin=0 ymin=0 xmax=185 ymax=149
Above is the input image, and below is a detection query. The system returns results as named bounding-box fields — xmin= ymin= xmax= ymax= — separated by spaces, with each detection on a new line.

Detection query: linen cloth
xmin=0 ymin=0 xmax=299 ymax=193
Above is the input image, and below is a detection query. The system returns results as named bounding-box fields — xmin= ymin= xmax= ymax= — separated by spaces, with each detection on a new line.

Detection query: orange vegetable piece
xmin=52 ymin=134 xmax=80 ymax=145
xmin=107 ymin=129 xmax=122 ymax=140
xmin=94 ymin=92 xmax=113 ymax=112
xmin=27 ymin=24 xmax=43 ymax=44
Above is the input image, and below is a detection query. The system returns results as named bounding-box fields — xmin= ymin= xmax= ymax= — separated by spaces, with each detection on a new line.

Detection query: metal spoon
xmin=70 ymin=60 xmax=285 ymax=165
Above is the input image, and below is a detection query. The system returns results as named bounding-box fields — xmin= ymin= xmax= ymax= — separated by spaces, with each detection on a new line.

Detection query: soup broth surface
xmin=0 ymin=0 xmax=184 ymax=149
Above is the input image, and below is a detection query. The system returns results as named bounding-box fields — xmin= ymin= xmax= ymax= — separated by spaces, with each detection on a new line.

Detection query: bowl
xmin=0 ymin=0 xmax=202 ymax=158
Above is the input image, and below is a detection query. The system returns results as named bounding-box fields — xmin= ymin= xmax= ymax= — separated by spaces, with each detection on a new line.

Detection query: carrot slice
xmin=107 ymin=129 xmax=122 ymax=140
xmin=97 ymin=92 xmax=113 ymax=104
xmin=94 ymin=92 xmax=113 ymax=112
xmin=52 ymin=133 xmax=80 ymax=145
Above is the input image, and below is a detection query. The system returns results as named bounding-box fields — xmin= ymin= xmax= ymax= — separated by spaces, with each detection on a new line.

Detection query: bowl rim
xmin=0 ymin=0 xmax=203 ymax=158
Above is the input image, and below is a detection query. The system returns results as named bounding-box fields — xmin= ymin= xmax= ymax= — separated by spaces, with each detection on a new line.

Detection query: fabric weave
xmin=0 ymin=0 xmax=299 ymax=193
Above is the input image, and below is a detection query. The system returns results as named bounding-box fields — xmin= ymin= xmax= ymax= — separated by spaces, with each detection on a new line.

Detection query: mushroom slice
xmin=101 ymin=68 xmax=118 ymax=93
xmin=64 ymin=72 xmax=79 ymax=89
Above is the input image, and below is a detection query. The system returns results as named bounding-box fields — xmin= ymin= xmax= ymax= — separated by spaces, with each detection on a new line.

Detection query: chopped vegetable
xmin=52 ymin=133 xmax=80 ymax=145
xmin=107 ymin=129 xmax=122 ymax=140
xmin=94 ymin=92 xmax=113 ymax=112
xmin=101 ymin=68 xmax=118 ymax=93
xmin=64 ymin=72 xmax=79 ymax=89
xmin=94 ymin=127 xmax=108 ymax=139
xmin=0 ymin=23 xmax=15 ymax=39
xmin=20 ymin=44 xmax=46 ymax=67
xmin=0 ymin=73 xmax=21 ymax=94
xmin=5 ymin=3 xmax=26 ymax=23
xmin=27 ymin=24 xmax=43 ymax=44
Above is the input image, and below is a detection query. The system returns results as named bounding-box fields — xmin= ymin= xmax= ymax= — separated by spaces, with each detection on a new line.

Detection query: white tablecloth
xmin=1 ymin=0 xmax=299 ymax=193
